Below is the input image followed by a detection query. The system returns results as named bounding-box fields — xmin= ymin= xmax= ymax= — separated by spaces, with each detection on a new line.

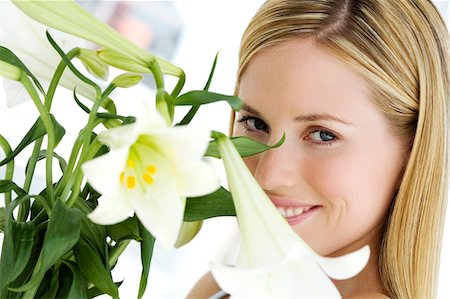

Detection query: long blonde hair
xmin=235 ymin=0 xmax=449 ymax=297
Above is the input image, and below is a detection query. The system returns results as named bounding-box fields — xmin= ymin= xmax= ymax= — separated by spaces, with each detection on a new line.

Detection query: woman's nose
xmin=251 ymin=140 xmax=300 ymax=192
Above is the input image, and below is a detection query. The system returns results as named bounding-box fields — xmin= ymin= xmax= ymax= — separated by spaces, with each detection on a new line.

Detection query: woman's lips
xmin=270 ymin=197 xmax=320 ymax=225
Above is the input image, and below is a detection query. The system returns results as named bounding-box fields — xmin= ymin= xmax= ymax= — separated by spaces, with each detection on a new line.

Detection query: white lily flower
xmin=211 ymin=135 xmax=370 ymax=298
xmin=0 ymin=1 xmax=96 ymax=107
xmin=82 ymin=102 xmax=221 ymax=248
xmin=11 ymin=0 xmax=182 ymax=77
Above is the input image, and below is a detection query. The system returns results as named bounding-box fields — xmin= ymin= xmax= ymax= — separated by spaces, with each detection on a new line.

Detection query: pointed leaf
xmin=11 ymin=200 xmax=81 ymax=292
xmin=0 ymin=115 xmax=66 ymax=166
xmin=39 ymin=200 xmax=81 ymax=271
xmin=0 ymin=213 xmax=35 ymax=293
xmin=206 ymin=133 xmax=285 ymax=158
xmin=0 ymin=208 xmax=5 ymax=232
xmin=56 ymin=262 xmax=88 ymax=299
xmin=73 ymin=237 xmax=118 ymax=298
xmin=35 ymin=269 xmax=59 ymax=298
xmin=138 ymin=220 xmax=155 ymax=299
xmin=107 ymin=217 xmax=141 ymax=243
xmin=0 ymin=194 xmax=34 ymax=293
xmin=0 ymin=180 xmax=25 ymax=196
xmin=203 ymin=52 xmax=219 ymax=91
xmin=175 ymin=90 xmax=243 ymax=111
xmin=0 ymin=45 xmax=45 ymax=94
xmin=73 ymin=198 xmax=107 ymax=256
xmin=25 ymin=149 xmax=67 ymax=174
xmin=184 ymin=187 xmax=236 ymax=221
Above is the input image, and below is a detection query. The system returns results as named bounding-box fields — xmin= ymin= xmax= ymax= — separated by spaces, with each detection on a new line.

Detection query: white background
xmin=1 ymin=1 xmax=449 ymax=298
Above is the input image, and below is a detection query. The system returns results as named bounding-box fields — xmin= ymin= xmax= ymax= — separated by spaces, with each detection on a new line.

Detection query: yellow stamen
xmin=147 ymin=165 xmax=157 ymax=174
xmin=127 ymin=176 xmax=136 ymax=189
xmin=143 ymin=173 xmax=154 ymax=185
xmin=127 ymin=159 xmax=135 ymax=168
xmin=120 ymin=172 xmax=125 ymax=183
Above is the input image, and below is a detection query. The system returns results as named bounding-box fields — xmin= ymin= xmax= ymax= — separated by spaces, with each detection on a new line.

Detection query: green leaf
xmin=175 ymin=90 xmax=243 ymax=111
xmin=0 ymin=180 xmax=25 ymax=196
xmin=87 ymin=281 xmax=122 ymax=299
xmin=73 ymin=198 xmax=107 ymax=257
xmin=203 ymin=52 xmax=219 ymax=91
xmin=0 ymin=208 xmax=5 ymax=232
xmin=205 ymin=133 xmax=286 ymax=158
xmin=2 ymin=226 xmax=45 ymax=298
xmin=107 ymin=217 xmax=141 ymax=243
xmin=25 ymin=149 xmax=68 ymax=174
xmin=39 ymin=200 xmax=81 ymax=270
xmin=184 ymin=187 xmax=236 ymax=221
xmin=73 ymin=237 xmax=118 ymax=298
xmin=56 ymin=262 xmax=88 ymax=299
xmin=0 ymin=46 xmax=45 ymax=94
xmin=11 ymin=200 xmax=81 ymax=293
xmin=0 ymin=195 xmax=35 ymax=294
xmin=0 ymin=115 xmax=66 ymax=167
xmin=138 ymin=221 xmax=155 ymax=299
xmin=35 ymin=269 xmax=59 ymax=298
xmin=46 ymin=31 xmax=98 ymax=89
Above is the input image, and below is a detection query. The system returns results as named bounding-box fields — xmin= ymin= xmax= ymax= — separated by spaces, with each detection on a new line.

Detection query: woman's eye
xmin=308 ymin=130 xmax=336 ymax=143
xmin=237 ymin=116 xmax=269 ymax=133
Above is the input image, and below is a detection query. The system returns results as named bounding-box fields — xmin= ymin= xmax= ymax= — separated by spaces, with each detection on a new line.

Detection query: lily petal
xmin=129 ymin=148 xmax=184 ymax=248
xmin=82 ymin=147 xmax=128 ymax=195
xmin=150 ymin=125 xmax=212 ymax=171
xmin=97 ymin=123 xmax=139 ymax=150
xmin=316 ymin=245 xmax=371 ymax=280
xmin=212 ymin=244 xmax=341 ymax=298
xmin=178 ymin=159 xmax=221 ymax=197
xmin=87 ymin=194 xmax=134 ymax=225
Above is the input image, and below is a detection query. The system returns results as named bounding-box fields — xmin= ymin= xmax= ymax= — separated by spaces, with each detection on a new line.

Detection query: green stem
xmin=170 ymin=69 xmax=185 ymax=98
xmin=0 ymin=135 xmax=14 ymax=205
xmin=23 ymin=138 xmax=43 ymax=193
xmin=149 ymin=60 xmax=164 ymax=90
xmin=20 ymin=74 xmax=56 ymax=203
xmin=66 ymin=137 xmax=102 ymax=207
xmin=45 ymin=48 xmax=80 ymax=111
xmin=55 ymin=131 xmax=84 ymax=198
xmin=109 ymin=240 xmax=131 ymax=267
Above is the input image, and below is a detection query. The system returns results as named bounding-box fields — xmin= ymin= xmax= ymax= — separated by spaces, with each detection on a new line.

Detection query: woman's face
xmin=234 ymin=38 xmax=408 ymax=257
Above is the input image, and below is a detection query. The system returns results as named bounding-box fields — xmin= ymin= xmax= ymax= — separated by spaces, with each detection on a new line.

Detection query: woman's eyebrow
xmin=294 ymin=113 xmax=355 ymax=126
xmin=241 ymin=104 xmax=355 ymax=126
xmin=241 ymin=104 xmax=262 ymax=116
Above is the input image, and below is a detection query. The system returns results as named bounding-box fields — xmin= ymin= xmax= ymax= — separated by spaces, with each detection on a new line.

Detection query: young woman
xmin=189 ymin=0 xmax=449 ymax=297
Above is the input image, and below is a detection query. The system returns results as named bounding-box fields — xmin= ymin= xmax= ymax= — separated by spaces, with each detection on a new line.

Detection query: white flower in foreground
xmin=212 ymin=135 xmax=370 ymax=298
xmin=0 ymin=1 xmax=97 ymax=107
xmin=82 ymin=102 xmax=220 ymax=248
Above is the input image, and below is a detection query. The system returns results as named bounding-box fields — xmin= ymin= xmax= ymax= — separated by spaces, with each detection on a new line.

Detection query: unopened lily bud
xmin=111 ymin=73 xmax=142 ymax=88
xmin=78 ymin=48 xmax=109 ymax=80
xmin=0 ymin=61 xmax=22 ymax=81
xmin=175 ymin=221 xmax=203 ymax=248
xmin=98 ymin=48 xmax=152 ymax=73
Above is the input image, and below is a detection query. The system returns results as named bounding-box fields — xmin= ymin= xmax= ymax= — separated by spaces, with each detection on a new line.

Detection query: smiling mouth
xmin=276 ymin=205 xmax=320 ymax=225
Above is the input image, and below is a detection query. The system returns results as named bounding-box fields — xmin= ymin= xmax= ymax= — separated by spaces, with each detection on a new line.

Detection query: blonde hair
xmin=235 ymin=0 xmax=449 ymax=298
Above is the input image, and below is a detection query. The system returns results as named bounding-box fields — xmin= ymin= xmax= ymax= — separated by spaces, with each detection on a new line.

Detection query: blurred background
xmin=1 ymin=0 xmax=449 ymax=298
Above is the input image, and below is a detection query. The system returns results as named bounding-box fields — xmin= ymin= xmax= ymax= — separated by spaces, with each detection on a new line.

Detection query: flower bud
xmin=98 ymin=48 xmax=151 ymax=73
xmin=174 ymin=221 xmax=203 ymax=248
xmin=111 ymin=73 xmax=143 ymax=88
xmin=0 ymin=61 xmax=22 ymax=81
xmin=78 ymin=48 xmax=109 ymax=80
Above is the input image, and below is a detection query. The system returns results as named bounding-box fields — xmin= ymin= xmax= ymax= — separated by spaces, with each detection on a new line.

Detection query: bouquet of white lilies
xmin=0 ymin=1 xmax=370 ymax=298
